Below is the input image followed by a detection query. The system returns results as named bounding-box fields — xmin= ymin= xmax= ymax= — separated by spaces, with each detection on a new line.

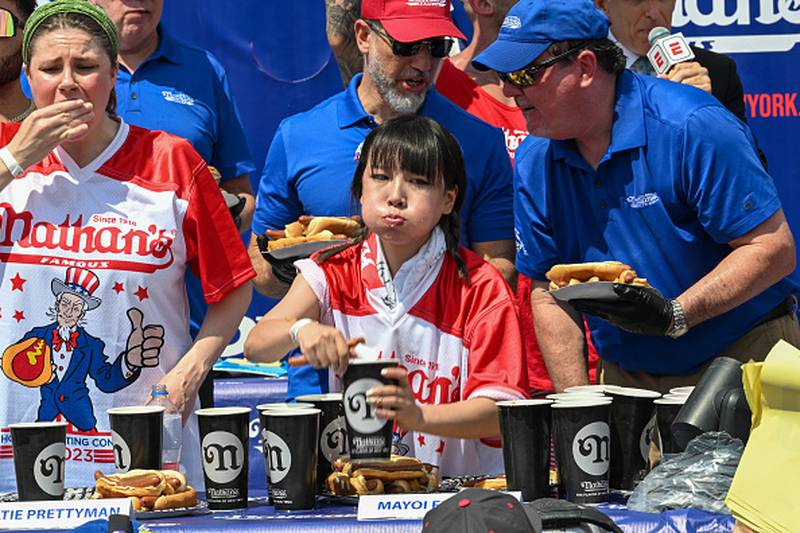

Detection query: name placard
xmin=0 ymin=498 xmax=132 ymax=530
xmin=356 ymin=491 xmax=522 ymax=521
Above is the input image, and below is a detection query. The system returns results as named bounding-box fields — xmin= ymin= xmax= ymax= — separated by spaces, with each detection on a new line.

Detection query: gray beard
xmin=58 ymin=324 xmax=76 ymax=341
xmin=366 ymin=53 xmax=426 ymax=114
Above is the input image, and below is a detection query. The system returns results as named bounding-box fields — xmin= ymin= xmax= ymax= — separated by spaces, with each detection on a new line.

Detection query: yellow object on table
xmin=725 ymin=340 xmax=800 ymax=532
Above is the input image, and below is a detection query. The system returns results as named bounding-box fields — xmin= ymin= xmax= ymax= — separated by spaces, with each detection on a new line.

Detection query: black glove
xmin=570 ymin=283 xmax=674 ymax=336
xmin=255 ymin=234 xmax=298 ymax=285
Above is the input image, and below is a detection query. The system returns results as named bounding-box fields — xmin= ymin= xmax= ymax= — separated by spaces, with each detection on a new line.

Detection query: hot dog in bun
xmin=94 ymin=469 xmax=197 ymax=511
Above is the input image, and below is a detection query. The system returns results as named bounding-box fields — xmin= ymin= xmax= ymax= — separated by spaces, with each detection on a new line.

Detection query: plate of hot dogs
xmin=546 ymin=261 xmax=661 ymax=301
xmin=257 ymin=215 xmax=361 ymax=260
xmin=93 ymin=469 xmax=208 ymax=519
xmin=324 ymin=455 xmax=438 ymax=504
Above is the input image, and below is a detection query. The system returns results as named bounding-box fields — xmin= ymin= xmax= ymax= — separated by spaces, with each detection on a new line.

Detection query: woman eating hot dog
xmin=245 ymin=115 xmax=528 ymax=476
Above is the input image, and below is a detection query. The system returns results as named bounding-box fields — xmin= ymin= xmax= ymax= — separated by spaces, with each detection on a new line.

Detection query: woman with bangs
xmin=245 ymin=114 xmax=528 ymax=476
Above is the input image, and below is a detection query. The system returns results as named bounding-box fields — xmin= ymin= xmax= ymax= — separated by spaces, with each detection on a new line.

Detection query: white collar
xmin=608 ymin=29 xmax=640 ymax=69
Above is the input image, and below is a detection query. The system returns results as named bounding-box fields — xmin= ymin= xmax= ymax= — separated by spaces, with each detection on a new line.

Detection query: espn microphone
xmin=645 ymin=26 xmax=695 ymax=75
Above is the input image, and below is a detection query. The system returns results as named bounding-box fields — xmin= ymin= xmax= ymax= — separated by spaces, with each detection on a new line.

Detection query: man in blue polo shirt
xmin=474 ymin=0 xmax=799 ymax=392
xmin=250 ymin=0 xmax=516 ymax=398
xmin=94 ymin=0 xmax=256 ymax=340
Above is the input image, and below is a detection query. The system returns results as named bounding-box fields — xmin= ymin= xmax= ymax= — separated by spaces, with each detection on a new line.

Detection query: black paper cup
xmin=261 ymin=408 xmax=321 ymax=510
xmin=606 ymin=387 xmax=661 ymax=490
xmin=497 ymin=400 xmax=553 ymax=501
xmin=671 ymin=356 xmax=743 ymax=450
xmin=9 ymin=422 xmax=67 ymax=501
xmin=552 ymin=399 xmax=612 ymax=504
xmin=296 ymin=393 xmax=348 ymax=492
xmin=196 ymin=407 xmax=251 ymax=510
xmin=257 ymin=402 xmax=315 ymax=411
xmin=342 ymin=359 xmax=398 ymax=459
xmin=655 ymin=397 xmax=687 ymax=455
xmin=546 ymin=392 xmax=606 ymax=402
xmin=107 ymin=406 xmax=164 ymax=472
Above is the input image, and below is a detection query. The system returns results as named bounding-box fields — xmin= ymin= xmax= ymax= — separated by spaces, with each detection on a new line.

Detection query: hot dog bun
xmin=327 ymin=455 xmax=437 ymax=496
xmin=153 ymin=486 xmax=197 ymax=510
xmin=94 ymin=469 xmax=196 ymax=511
xmin=265 ymin=216 xmax=362 ymax=252
xmin=546 ymin=261 xmax=651 ymax=289
xmin=305 ymin=216 xmax=360 ymax=237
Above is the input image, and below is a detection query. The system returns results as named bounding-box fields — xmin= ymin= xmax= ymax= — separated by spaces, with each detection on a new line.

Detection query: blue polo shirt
xmin=115 ymin=29 xmax=255 ymax=339
xmin=253 ymin=73 xmax=514 ymax=398
xmin=514 ymin=70 xmax=797 ymax=375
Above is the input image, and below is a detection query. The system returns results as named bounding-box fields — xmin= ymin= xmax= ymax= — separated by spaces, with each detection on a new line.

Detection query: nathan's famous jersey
xmin=296 ymin=229 xmax=528 ymax=477
xmin=0 ymin=120 xmax=254 ymax=492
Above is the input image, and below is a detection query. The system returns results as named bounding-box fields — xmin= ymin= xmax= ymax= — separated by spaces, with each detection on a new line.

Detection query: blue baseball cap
xmin=473 ymin=0 xmax=609 ymax=73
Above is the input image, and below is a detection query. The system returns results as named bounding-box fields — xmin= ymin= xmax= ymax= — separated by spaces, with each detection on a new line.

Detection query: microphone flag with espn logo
xmin=646 ymin=26 xmax=695 ymax=75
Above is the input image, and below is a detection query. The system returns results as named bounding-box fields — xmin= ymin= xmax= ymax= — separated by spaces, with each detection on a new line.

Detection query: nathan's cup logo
xmin=344 ymin=378 xmax=384 ymax=434
xmin=110 ymin=430 xmax=131 ymax=472
xmin=320 ymin=415 xmax=348 ymax=463
xmin=34 ymin=442 xmax=65 ymax=496
xmin=572 ymin=422 xmax=610 ymax=476
xmin=201 ymin=431 xmax=244 ymax=484
xmin=263 ymin=431 xmax=292 ymax=484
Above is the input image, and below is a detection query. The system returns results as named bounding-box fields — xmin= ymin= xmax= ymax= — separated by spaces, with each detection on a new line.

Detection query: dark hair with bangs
xmin=317 ymin=114 xmax=470 ymax=282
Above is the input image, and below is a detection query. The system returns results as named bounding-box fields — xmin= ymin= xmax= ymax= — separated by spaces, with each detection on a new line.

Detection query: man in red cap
xmin=250 ymin=0 xmax=517 ymax=399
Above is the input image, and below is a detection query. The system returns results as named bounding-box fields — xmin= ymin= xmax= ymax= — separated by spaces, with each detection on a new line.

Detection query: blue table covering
xmin=134 ymin=501 xmax=734 ymax=533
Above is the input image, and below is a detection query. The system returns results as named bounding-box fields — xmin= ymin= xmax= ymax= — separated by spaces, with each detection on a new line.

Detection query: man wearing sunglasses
xmin=251 ymin=0 xmax=516 ymax=399
xmin=0 ymin=0 xmax=35 ymax=123
xmin=474 ymin=0 xmax=799 ymax=393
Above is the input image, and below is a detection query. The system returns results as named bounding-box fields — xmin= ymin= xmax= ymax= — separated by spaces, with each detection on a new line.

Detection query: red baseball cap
xmin=361 ymin=0 xmax=466 ymax=43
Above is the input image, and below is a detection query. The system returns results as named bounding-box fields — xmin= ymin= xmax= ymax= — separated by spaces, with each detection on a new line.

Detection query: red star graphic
xmin=435 ymin=440 xmax=445 ymax=454
xmin=10 ymin=273 xmax=26 ymax=292
xmin=112 ymin=282 xmax=125 ymax=294
xmin=13 ymin=310 xmax=24 ymax=322
xmin=134 ymin=286 xmax=149 ymax=301
xmin=418 ymin=434 xmax=426 ymax=447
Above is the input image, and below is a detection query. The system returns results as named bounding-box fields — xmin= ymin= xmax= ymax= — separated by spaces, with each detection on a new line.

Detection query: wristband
xmin=289 ymin=318 xmax=316 ymax=346
xmin=0 ymin=146 xmax=24 ymax=178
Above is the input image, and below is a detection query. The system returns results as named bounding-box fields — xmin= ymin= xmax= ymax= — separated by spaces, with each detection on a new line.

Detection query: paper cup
xmin=668 ymin=386 xmax=695 ymax=396
xmin=196 ymin=407 xmax=251 ymax=510
xmin=565 ymin=385 xmax=623 ymax=394
xmin=497 ymin=400 xmax=553 ymax=501
xmin=655 ymin=397 xmax=687 ymax=455
xmin=261 ymin=408 xmax=321 ymax=510
xmin=9 ymin=422 xmax=68 ymax=501
xmin=257 ymin=402 xmax=315 ymax=411
xmin=552 ymin=399 xmax=612 ymax=504
xmin=546 ymin=392 xmax=606 ymax=402
xmin=342 ymin=360 xmax=398 ymax=459
xmin=606 ymin=387 xmax=661 ymax=490
xmin=107 ymin=406 xmax=164 ymax=472
xmin=296 ymin=393 xmax=348 ymax=492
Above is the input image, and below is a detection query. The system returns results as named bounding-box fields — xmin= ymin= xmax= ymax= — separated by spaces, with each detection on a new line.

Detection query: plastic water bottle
xmin=150 ymin=385 xmax=182 ymax=471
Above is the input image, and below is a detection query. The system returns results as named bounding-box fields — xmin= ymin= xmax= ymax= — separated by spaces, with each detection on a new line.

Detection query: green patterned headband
xmin=23 ymin=0 xmax=119 ymax=64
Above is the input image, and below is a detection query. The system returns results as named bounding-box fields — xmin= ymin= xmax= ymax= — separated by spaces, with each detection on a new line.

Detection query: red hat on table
xmin=361 ymin=0 xmax=466 ymax=43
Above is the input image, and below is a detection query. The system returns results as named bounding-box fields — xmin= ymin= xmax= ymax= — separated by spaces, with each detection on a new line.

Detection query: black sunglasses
xmin=365 ymin=20 xmax=453 ymax=59
xmin=499 ymin=45 xmax=584 ymax=89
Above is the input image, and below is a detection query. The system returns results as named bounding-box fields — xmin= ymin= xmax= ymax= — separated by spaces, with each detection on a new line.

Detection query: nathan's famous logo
xmin=34 ymin=442 xmax=66 ymax=496
xmin=202 ymin=431 xmax=244 ymax=484
xmin=0 ymin=204 xmax=176 ymax=272
xmin=110 ymin=430 xmax=132 ymax=472
xmin=263 ymin=431 xmax=292 ymax=484
xmin=345 ymin=378 xmax=385 ymax=434
xmin=572 ymin=422 xmax=610 ymax=477
xmin=672 ymin=0 xmax=800 ymax=54
xmin=320 ymin=416 xmax=348 ymax=463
